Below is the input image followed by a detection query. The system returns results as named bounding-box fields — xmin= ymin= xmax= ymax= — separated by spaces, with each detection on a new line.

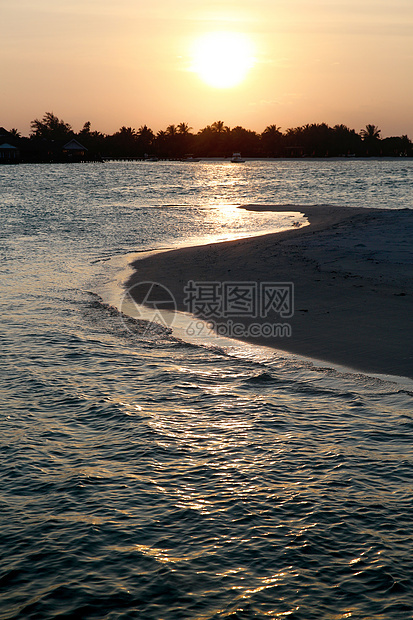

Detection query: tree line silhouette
xmin=3 ymin=113 xmax=412 ymax=162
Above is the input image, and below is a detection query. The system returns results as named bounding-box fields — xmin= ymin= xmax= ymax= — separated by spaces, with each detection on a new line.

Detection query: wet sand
xmin=127 ymin=205 xmax=413 ymax=379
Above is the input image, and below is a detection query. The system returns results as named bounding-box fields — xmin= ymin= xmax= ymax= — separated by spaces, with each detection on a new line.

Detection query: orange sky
xmin=2 ymin=0 xmax=412 ymax=137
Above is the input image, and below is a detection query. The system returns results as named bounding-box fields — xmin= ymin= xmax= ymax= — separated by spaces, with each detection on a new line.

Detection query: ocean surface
xmin=1 ymin=159 xmax=413 ymax=619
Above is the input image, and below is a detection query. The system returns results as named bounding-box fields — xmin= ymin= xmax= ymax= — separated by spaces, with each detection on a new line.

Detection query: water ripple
xmin=1 ymin=162 xmax=413 ymax=619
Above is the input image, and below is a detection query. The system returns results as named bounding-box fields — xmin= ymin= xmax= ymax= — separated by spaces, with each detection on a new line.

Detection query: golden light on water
xmin=191 ymin=32 xmax=255 ymax=88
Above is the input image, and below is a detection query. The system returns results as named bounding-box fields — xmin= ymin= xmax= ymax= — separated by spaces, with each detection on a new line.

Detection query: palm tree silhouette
xmin=166 ymin=125 xmax=177 ymax=136
xmin=211 ymin=120 xmax=229 ymax=134
xmin=360 ymin=124 xmax=381 ymax=140
xmin=360 ymin=124 xmax=381 ymax=155
xmin=261 ymin=125 xmax=283 ymax=156
xmin=177 ymin=122 xmax=192 ymax=135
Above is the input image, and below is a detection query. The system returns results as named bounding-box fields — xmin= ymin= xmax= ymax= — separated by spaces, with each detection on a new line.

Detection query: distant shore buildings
xmin=0 ymin=128 xmax=94 ymax=164
xmin=0 ymin=141 xmax=19 ymax=163
xmin=1 ymin=118 xmax=412 ymax=164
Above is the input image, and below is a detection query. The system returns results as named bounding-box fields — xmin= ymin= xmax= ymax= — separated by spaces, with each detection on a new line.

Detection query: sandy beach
xmin=127 ymin=205 xmax=413 ymax=379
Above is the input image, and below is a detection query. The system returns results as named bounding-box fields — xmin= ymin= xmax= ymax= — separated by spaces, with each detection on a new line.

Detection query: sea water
xmin=1 ymin=160 xmax=412 ymax=619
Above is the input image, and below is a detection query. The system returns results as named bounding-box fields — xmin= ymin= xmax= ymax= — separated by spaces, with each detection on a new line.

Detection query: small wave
xmin=243 ymin=371 xmax=276 ymax=384
xmin=83 ymin=291 xmax=201 ymax=350
xmin=88 ymin=293 xmax=173 ymax=337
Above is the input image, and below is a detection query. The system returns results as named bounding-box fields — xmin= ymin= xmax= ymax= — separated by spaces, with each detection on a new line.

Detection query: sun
xmin=192 ymin=32 xmax=255 ymax=89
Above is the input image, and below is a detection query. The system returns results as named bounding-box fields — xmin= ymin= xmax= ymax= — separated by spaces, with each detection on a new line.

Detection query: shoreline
xmin=126 ymin=205 xmax=413 ymax=380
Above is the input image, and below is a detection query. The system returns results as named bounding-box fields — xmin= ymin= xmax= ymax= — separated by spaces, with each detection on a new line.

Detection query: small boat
xmin=180 ymin=154 xmax=200 ymax=162
xmin=231 ymin=152 xmax=245 ymax=163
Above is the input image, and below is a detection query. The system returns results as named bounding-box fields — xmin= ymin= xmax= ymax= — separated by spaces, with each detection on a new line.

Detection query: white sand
xmin=127 ymin=206 xmax=413 ymax=379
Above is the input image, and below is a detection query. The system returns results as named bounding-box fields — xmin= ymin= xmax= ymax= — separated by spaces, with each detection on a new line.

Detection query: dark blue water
xmin=1 ymin=161 xmax=413 ymax=619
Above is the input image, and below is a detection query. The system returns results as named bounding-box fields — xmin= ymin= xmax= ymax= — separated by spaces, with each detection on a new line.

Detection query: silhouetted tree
xmin=30 ymin=112 xmax=73 ymax=141
xmin=261 ymin=125 xmax=283 ymax=157
xmin=360 ymin=124 xmax=381 ymax=155
xmin=196 ymin=121 xmax=231 ymax=156
xmin=155 ymin=130 xmax=168 ymax=158
xmin=381 ymin=135 xmax=412 ymax=157
xmin=166 ymin=124 xmax=177 ymax=136
xmin=360 ymin=124 xmax=381 ymax=140
xmin=107 ymin=126 xmax=138 ymax=157
xmin=283 ymin=123 xmax=359 ymax=157
xmin=302 ymin=123 xmax=334 ymax=156
xmin=137 ymin=125 xmax=155 ymax=156
xmin=177 ymin=122 xmax=192 ymax=135
xmin=211 ymin=120 xmax=228 ymax=134
xmin=332 ymin=124 xmax=362 ymax=156
xmin=77 ymin=121 xmax=106 ymax=157
xmin=176 ymin=122 xmax=194 ymax=155
xmin=162 ymin=125 xmax=179 ymax=158
xmin=79 ymin=121 xmax=92 ymax=135
xmin=228 ymin=126 xmax=260 ymax=156
xmin=11 ymin=115 xmax=412 ymax=160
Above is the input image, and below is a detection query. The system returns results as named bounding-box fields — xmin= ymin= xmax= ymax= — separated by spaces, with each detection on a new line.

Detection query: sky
xmin=1 ymin=0 xmax=412 ymax=137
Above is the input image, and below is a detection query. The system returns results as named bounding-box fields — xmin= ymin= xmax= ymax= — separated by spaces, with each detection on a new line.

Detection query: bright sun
xmin=192 ymin=32 xmax=255 ymax=89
